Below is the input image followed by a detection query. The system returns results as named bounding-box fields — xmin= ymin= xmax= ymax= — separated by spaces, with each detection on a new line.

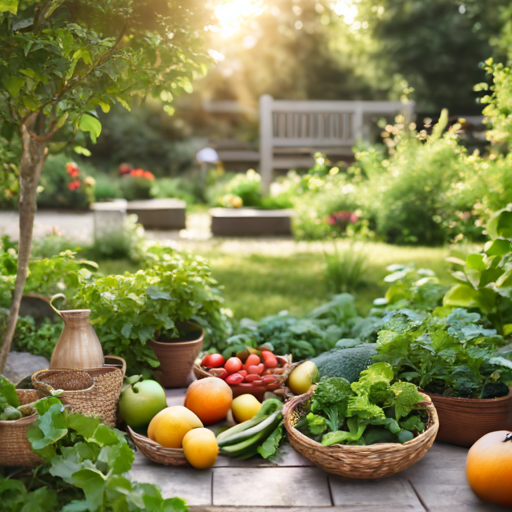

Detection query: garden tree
xmin=346 ymin=0 xmax=510 ymax=112
xmin=0 ymin=0 xmax=210 ymax=372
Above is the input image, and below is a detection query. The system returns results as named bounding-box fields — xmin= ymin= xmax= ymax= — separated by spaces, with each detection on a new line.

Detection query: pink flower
xmin=327 ymin=211 xmax=359 ymax=229
xmin=68 ymin=180 xmax=81 ymax=191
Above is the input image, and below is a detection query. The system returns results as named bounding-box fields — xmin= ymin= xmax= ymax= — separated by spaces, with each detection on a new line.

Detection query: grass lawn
xmin=203 ymin=243 xmax=453 ymax=320
xmin=96 ymin=241 xmax=456 ymax=321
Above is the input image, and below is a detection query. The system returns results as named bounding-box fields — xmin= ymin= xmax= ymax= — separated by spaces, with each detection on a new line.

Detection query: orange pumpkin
xmin=466 ymin=430 xmax=512 ymax=507
xmin=185 ymin=378 xmax=233 ymax=425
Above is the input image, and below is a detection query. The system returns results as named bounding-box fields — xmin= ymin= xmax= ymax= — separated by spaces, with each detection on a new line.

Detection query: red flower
xmin=119 ymin=163 xmax=133 ymax=175
xmin=327 ymin=211 xmax=359 ymax=228
xmin=143 ymin=171 xmax=155 ymax=180
xmin=68 ymin=180 xmax=81 ymax=191
xmin=66 ymin=162 xmax=80 ymax=177
xmin=128 ymin=168 xmax=154 ymax=180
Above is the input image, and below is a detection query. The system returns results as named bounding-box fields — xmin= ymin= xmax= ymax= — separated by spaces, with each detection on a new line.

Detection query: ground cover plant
xmin=0 ymin=388 xmax=187 ymax=511
xmin=296 ymin=362 xmax=427 ymax=446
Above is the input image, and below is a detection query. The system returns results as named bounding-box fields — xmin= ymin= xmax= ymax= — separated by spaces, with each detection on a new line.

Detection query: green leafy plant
xmin=223 ymin=294 xmax=359 ymax=359
xmin=298 ymin=363 xmax=427 ymax=446
xmin=372 ymin=308 xmax=512 ymax=398
xmin=0 ymin=396 xmax=187 ymax=511
xmin=444 ymin=206 xmax=512 ymax=334
xmin=12 ymin=316 xmax=62 ymax=360
xmin=73 ymin=243 xmax=231 ymax=375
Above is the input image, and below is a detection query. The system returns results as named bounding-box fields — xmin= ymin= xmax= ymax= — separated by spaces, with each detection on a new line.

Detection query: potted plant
xmin=372 ymin=308 xmax=512 ymax=447
xmin=73 ymin=243 xmax=231 ymax=386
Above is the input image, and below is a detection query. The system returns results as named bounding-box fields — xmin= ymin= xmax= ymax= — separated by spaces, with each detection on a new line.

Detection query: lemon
xmin=148 ymin=406 xmax=203 ymax=448
xmin=182 ymin=428 xmax=218 ymax=469
xmin=231 ymin=394 xmax=262 ymax=423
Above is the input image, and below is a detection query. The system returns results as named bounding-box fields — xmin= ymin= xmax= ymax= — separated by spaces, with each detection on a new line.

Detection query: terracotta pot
xmin=149 ymin=322 xmax=204 ymax=388
xmin=426 ymin=390 xmax=512 ymax=447
xmin=50 ymin=308 xmax=104 ymax=370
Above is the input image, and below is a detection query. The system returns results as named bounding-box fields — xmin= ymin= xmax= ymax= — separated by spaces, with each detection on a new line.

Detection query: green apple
xmin=119 ymin=379 xmax=167 ymax=428
xmin=288 ymin=361 xmax=319 ymax=395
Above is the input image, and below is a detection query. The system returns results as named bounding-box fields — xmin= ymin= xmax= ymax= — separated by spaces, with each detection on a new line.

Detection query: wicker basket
xmin=283 ymin=389 xmax=439 ymax=479
xmin=0 ymin=389 xmax=42 ymax=467
xmin=128 ymin=426 xmax=189 ymax=466
xmin=32 ymin=356 xmax=126 ymax=428
xmin=194 ymin=354 xmax=293 ymax=401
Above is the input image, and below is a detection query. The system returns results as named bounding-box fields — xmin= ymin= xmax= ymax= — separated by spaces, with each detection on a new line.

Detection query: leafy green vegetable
xmin=302 ymin=363 xmax=426 ymax=447
xmin=373 ymin=308 xmax=512 ymax=398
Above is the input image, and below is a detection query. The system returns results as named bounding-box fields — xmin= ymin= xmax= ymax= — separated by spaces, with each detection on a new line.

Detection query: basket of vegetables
xmin=283 ymin=363 xmax=439 ymax=479
xmin=194 ymin=349 xmax=293 ymax=401
xmin=0 ymin=377 xmax=42 ymax=467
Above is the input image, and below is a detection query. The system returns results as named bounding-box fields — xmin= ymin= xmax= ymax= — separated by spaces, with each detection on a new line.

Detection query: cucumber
xmin=220 ymin=418 xmax=281 ymax=457
xmin=216 ymin=415 xmax=266 ymax=444
xmin=218 ymin=410 xmax=282 ymax=448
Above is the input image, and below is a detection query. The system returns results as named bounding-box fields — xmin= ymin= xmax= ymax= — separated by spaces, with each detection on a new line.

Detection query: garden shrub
xmin=37 ymin=155 xmax=95 ymax=210
xmin=150 ymin=177 xmax=198 ymax=204
xmin=92 ymin=173 xmax=123 ymax=201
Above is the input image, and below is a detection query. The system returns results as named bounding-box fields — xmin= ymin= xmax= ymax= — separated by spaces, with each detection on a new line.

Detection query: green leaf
xmin=390 ymin=381 xmax=424 ymax=421
xmin=443 ymin=284 xmax=480 ymax=308
xmin=484 ymin=238 xmax=512 ymax=256
xmin=121 ymin=323 xmax=132 ymax=338
xmin=257 ymin=422 xmax=283 ymax=459
xmin=0 ymin=376 xmax=20 ymax=407
xmin=79 ymin=114 xmax=102 ymax=143
xmin=0 ymin=0 xmax=18 ymax=14
xmin=487 ymin=208 xmax=512 ymax=239
xmin=74 ymin=145 xmax=92 ymax=156
xmin=3 ymin=77 xmax=23 ymax=97
xmin=146 ymin=286 xmax=172 ymax=300
xmin=465 ymin=253 xmax=486 ymax=272
xmin=71 ymin=468 xmax=106 ymax=509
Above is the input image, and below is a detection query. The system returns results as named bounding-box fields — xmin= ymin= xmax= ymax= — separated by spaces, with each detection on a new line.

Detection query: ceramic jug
xmin=49 ymin=294 xmax=104 ymax=369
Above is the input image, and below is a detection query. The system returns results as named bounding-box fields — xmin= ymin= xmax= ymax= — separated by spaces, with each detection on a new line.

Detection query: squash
xmin=466 ymin=430 xmax=512 ymax=507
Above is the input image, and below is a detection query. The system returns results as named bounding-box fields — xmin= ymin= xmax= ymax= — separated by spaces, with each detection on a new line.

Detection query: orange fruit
xmin=185 ymin=378 xmax=233 ymax=425
xmin=182 ymin=428 xmax=218 ymax=469
xmin=148 ymin=406 xmax=203 ymax=448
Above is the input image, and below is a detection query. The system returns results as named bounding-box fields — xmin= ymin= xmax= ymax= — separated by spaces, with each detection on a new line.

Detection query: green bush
xmin=150 ymin=177 xmax=198 ymax=204
xmin=93 ymin=173 xmax=123 ymax=201
xmin=37 ymin=155 xmax=95 ymax=210
xmin=119 ymin=175 xmax=153 ymax=201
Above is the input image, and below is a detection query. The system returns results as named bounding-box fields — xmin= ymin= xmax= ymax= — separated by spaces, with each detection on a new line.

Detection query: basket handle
xmin=104 ymin=355 xmax=127 ymax=376
xmin=49 ymin=293 xmax=67 ymax=317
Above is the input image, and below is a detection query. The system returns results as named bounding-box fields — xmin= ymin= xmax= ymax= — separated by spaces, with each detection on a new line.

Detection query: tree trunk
xmin=0 ymin=123 xmax=47 ymax=372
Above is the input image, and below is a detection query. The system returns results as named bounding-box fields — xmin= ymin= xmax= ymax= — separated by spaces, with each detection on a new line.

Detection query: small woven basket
xmin=194 ymin=354 xmax=293 ymax=400
xmin=0 ymin=389 xmax=42 ymax=467
xmin=32 ymin=356 xmax=126 ymax=428
xmin=127 ymin=426 xmax=189 ymax=466
xmin=283 ymin=389 xmax=439 ymax=479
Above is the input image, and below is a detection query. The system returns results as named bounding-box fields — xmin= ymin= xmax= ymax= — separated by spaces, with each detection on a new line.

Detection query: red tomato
xmin=243 ymin=354 xmax=261 ymax=371
xmin=245 ymin=374 xmax=262 ymax=383
xmin=238 ymin=370 xmax=248 ymax=378
xmin=225 ymin=373 xmax=245 ymax=385
xmin=209 ymin=367 xmax=228 ymax=380
xmin=248 ymin=364 xmax=265 ymax=375
xmin=224 ymin=357 xmax=243 ymax=374
xmin=262 ymin=375 xmax=278 ymax=385
xmin=262 ymin=351 xmax=278 ymax=368
xmin=202 ymin=353 xmax=225 ymax=368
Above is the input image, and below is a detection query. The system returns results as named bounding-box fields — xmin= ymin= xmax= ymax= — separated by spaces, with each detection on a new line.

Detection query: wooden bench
xmin=259 ymin=95 xmax=414 ymax=191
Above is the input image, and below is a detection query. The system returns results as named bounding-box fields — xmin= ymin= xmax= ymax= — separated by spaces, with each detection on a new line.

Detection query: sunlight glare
xmin=215 ymin=0 xmax=264 ymax=38
xmin=333 ymin=0 xmax=358 ymax=25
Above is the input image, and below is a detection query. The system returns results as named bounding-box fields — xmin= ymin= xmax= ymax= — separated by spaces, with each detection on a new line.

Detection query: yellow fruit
xmin=148 ymin=406 xmax=203 ymax=448
xmin=182 ymin=428 xmax=219 ymax=469
xmin=231 ymin=394 xmax=262 ymax=423
xmin=288 ymin=361 xmax=319 ymax=395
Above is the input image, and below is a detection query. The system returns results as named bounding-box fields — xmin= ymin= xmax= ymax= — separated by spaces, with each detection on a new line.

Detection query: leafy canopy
xmin=0 ymin=0 xmax=208 ymax=144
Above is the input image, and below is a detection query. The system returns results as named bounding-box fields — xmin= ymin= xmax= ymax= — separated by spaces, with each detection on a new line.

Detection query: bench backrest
xmin=259 ymin=95 xmax=414 ymax=191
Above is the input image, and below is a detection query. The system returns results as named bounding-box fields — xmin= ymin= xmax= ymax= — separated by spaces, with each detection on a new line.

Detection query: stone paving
xmin=128 ymin=389 xmax=508 ymax=512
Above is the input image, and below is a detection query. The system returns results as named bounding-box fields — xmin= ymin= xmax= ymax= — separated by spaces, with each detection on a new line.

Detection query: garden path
xmin=129 ymin=388 xmax=508 ymax=512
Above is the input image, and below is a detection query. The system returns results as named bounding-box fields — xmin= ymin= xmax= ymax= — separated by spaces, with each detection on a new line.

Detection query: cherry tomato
xmin=248 ymin=364 xmax=265 ymax=375
xmin=243 ymin=354 xmax=261 ymax=371
xmin=209 ymin=367 xmax=228 ymax=380
xmin=224 ymin=357 xmax=243 ymax=374
xmin=226 ymin=373 xmax=245 ymax=385
xmin=245 ymin=374 xmax=262 ymax=382
xmin=238 ymin=370 xmax=248 ymax=378
xmin=262 ymin=375 xmax=278 ymax=385
xmin=202 ymin=353 xmax=225 ymax=368
xmin=262 ymin=351 xmax=278 ymax=369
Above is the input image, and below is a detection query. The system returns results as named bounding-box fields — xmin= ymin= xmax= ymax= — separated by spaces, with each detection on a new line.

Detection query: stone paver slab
xmin=329 ymin=475 xmax=423 ymax=510
xmin=213 ymin=467 xmax=331 ymax=507
xmin=130 ymin=464 xmax=212 ymax=506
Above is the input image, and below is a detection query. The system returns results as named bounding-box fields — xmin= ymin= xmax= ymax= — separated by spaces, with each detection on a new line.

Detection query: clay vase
xmin=148 ymin=322 xmax=204 ymax=388
xmin=50 ymin=309 xmax=104 ymax=370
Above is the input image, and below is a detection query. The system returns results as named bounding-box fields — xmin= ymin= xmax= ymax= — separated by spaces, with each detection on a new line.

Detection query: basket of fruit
xmin=0 ymin=378 xmax=43 ymax=467
xmin=194 ymin=349 xmax=293 ymax=401
xmin=283 ymin=363 xmax=439 ymax=479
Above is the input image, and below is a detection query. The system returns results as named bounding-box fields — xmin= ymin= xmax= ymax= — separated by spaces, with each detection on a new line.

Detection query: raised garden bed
xmin=210 ymin=207 xmax=295 ymax=237
xmin=127 ymin=199 xmax=186 ymax=230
